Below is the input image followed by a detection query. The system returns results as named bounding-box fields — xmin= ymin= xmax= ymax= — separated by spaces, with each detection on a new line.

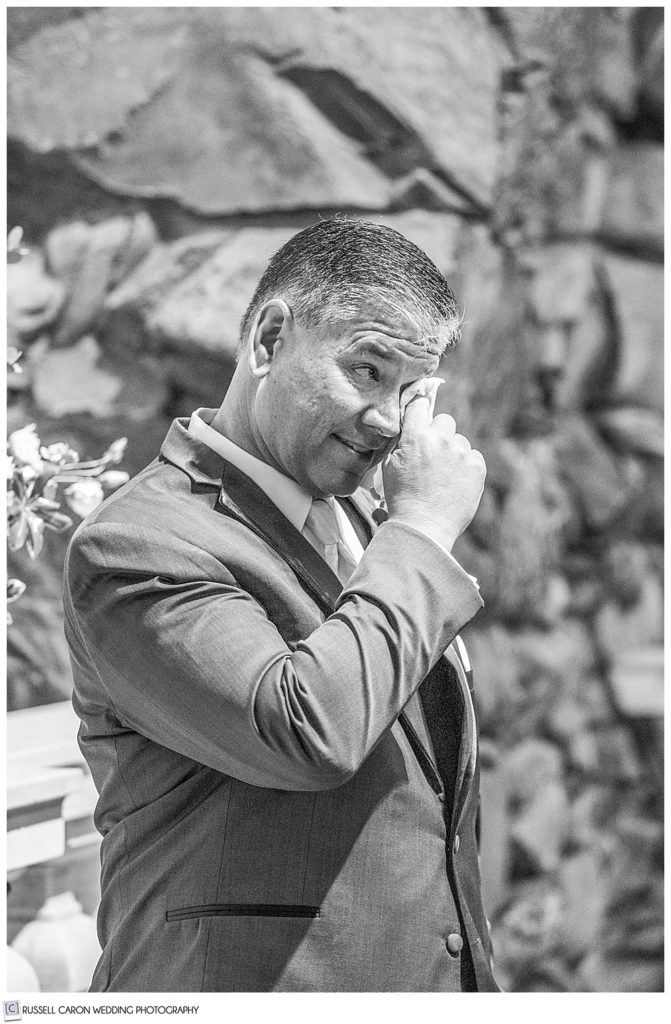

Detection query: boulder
xmin=512 ymin=622 xmax=575 ymax=708
xmin=30 ymin=335 xmax=168 ymax=421
xmin=491 ymin=877 xmax=565 ymax=972
xmin=389 ymin=168 xmax=474 ymax=215
xmin=7 ymin=7 xmax=88 ymax=51
xmin=461 ymin=624 xmax=520 ymax=737
xmin=7 ymin=250 xmax=65 ymax=345
xmin=160 ymin=353 xmax=237 ymax=415
xmin=101 ymin=230 xmax=232 ymax=356
xmin=616 ymin=454 xmax=663 ymax=541
xmin=9 ymin=7 xmax=501 ymax=214
xmin=478 ymin=757 xmax=510 ymax=917
xmin=588 ymin=9 xmax=638 ymax=118
xmin=460 ymin=244 xmax=530 ymax=440
xmin=569 ymin=726 xmax=642 ymax=783
xmin=558 ymin=850 xmax=605 ymax=959
xmin=148 ymin=227 xmax=296 ymax=360
xmin=553 ymin=302 xmax=612 ymax=412
xmin=631 ymin=7 xmax=664 ymax=123
xmin=45 ymin=213 xmax=157 ymax=346
xmin=510 ymin=779 xmax=571 ymax=872
xmin=601 ymin=144 xmax=663 ymax=256
xmin=600 ymin=255 xmax=663 ymax=410
xmin=581 ymin=954 xmax=663 ymax=994
xmin=511 ymin=619 xmax=598 ymax=729
xmin=502 ymin=738 xmax=564 ymax=804
xmin=594 ymin=572 xmax=664 ymax=660
xmin=601 ymin=541 xmax=651 ymax=606
xmin=495 ymin=8 xmax=637 ymax=117
xmin=609 ymin=646 xmax=664 ymax=718
xmin=570 ymin=785 xmax=618 ymax=848
xmin=595 ymin=406 xmax=664 ymax=458
xmin=525 ymin=243 xmax=598 ymax=325
xmin=553 ymin=415 xmax=630 ymax=530
xmin=494 ymin=439 xmax=573 ymax=623
xmin=546 ymin=695 xmax=591 ymax=743
xmin=8 ymin=9 xmax=187 ymax=151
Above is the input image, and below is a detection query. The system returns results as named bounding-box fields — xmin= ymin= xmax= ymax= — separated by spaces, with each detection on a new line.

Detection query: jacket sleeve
xmin=64 ymin=518 xmax=483 ymax=791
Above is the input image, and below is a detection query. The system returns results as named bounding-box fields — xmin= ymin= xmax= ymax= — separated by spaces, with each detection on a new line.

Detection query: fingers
xmin=432 ymin=413 xmax=457 ymax=438
xmin=471 ymin=448 xmax=486 ymax=472
xmin=401 ymin=403 xmax=483 ymax=472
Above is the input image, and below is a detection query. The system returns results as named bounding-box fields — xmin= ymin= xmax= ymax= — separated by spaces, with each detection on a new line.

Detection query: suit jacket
xmin=63 ymin=415 xmax=499 ymax=992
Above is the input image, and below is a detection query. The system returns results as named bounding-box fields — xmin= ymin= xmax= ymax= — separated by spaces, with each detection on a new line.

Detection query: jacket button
xmin=446 ymin=933 xmax=463 ymax=955
xmin=453 ymin=834 xmax=460 ymax=855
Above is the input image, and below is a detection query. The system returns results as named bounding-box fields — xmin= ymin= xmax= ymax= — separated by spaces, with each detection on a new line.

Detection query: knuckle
xmin=453 ymin=433 xmax=471 ymax=454
xmin=434 ymin=413 xmax=456 ymax=432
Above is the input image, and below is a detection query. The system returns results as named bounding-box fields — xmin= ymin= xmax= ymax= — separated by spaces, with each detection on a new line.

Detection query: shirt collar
xmin=188 ymin=408 xmax=313 ymax=533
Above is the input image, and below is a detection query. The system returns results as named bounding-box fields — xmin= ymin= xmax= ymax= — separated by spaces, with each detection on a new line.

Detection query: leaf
xmin=32 ymin=496 xmax=61 ymax=511
xmin=7 ymin=512 xmax=29 ymax=551
xmin=41 ymin=478 xmax=58 ymax=502
xmin=38 ymin=508 xmax=73 ymax=532
xmin=102 ymin=437 xmax=129 ymax=464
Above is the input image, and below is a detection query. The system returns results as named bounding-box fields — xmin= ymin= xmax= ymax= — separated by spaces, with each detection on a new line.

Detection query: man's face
xmin=250 ymin=308 xmax=440 ymax=497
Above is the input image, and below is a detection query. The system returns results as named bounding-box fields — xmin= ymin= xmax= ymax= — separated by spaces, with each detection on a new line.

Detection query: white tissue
xmin=399 ymin=375 xmax=444 ymax=422
xmin=361 ymin=376 xmax=445 ymax=495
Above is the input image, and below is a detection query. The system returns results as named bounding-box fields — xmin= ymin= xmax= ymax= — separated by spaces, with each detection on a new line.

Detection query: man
xmin=64 ymin=218 xmax=497 ymax=992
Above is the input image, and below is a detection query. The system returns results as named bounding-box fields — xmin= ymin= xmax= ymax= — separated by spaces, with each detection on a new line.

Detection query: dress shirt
xmin=188 ymin=408 xmax=478 ymax=587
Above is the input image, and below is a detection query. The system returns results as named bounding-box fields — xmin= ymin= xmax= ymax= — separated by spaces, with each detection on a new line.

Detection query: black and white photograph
xmin=5 ymin=2 xmax=664 ymax=1011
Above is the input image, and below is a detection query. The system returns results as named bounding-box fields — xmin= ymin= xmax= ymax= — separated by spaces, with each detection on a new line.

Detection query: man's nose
xmin=360 ymin=394 xmax=401 ymax=438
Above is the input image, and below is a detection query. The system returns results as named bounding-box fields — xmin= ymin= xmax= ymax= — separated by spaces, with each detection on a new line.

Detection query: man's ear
xmin=247 ymin=299 xmax=293 ymax=378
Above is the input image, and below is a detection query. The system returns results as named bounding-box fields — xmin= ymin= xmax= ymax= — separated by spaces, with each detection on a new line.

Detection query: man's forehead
xmin=331 ymin=316 xmax=443 ymax=362
xmin=345 ymin=333 xmax=440 ymax=364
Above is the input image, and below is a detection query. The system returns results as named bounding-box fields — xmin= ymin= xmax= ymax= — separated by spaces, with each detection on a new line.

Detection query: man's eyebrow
xmin=352 ymin=339 xmax=395 ymax=360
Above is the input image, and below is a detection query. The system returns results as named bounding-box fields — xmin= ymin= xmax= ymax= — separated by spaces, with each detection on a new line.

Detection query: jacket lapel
xmin=217 ymin=462 xmax=343 ymax=615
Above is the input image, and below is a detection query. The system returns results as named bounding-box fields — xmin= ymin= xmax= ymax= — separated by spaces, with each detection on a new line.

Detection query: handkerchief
xmin=361 ymin=377 xmax=444 ymax=495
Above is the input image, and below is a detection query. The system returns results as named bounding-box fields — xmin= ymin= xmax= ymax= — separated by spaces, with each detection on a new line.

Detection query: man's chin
xmin=312 ymin=469 xmax=366 ymax=499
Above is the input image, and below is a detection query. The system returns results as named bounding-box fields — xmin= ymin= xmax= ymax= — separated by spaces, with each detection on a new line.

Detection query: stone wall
xmin=7 ymin=7 xmax=663 ymax=992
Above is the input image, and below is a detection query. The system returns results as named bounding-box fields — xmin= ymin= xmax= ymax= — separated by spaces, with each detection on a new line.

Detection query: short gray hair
xmin=239 ymin=218 xmax=462 ymax=354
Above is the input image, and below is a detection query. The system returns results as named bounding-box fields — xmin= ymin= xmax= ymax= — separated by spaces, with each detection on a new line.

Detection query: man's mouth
xmin=332 ymin=434 xmax=379 ymax=460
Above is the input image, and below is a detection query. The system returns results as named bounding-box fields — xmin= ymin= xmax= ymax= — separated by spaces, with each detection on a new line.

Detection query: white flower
xmin=41 ymin=441 xmax=79 ymax=466
xmin=8 ymin=424 xmax=44 ymax=475
xmin=64 ymin=479 xmax=105 ymax=518
xmin=98 ymin=470 xmax=130 ymax=489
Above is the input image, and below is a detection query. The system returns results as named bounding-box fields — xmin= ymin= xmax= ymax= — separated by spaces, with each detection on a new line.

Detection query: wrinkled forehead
xmin=312 ymin=294 xmax=446 ymax=357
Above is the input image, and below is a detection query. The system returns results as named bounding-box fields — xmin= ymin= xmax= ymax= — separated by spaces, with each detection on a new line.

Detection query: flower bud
xmin=8 ymin=424 xmax=44 ymax=474
xmin=64 ymin=479 xmax=104 ymax=518
xmin=98 ymin=470 xmax=130 ymax=490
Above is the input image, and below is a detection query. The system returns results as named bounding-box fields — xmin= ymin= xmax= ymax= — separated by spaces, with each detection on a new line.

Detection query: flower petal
xmin=64 ymin=479 xmax=105 ymax=518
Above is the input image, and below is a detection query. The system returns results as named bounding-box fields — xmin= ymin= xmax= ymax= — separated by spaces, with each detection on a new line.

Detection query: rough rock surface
xmin=8 ymin=7 xmax=500 ymax=216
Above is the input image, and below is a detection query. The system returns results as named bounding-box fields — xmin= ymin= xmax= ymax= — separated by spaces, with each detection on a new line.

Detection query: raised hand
xmin=382 ymin=393 xmax=486 ymax=553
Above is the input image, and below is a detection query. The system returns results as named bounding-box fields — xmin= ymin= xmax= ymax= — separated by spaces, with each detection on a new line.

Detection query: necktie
xmin=303 ymin=498 xmax=359 ymax=584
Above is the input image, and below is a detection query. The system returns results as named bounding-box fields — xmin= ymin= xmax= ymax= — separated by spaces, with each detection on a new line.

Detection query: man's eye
xmin=353 ymin=365 xmax=379 ymax=382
